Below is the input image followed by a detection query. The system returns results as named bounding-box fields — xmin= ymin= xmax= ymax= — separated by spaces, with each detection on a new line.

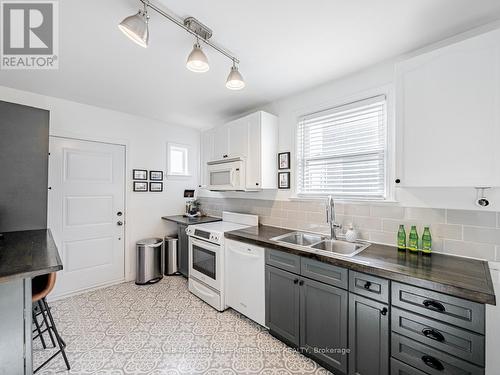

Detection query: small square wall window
xmin=167 ymin=143 xmax=190 ymax=177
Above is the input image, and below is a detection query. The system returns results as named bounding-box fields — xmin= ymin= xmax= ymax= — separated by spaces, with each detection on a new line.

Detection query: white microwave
xmin=206 ymin=158 xmax=246 ymax=191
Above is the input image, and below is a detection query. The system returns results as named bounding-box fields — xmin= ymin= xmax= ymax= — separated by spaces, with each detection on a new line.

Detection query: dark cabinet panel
xmin=392 ymin=282 xmax=485 ymax=334
xmin=178 ymin=224 xmax=189 ymax=277
xmin=349 ymin=293 xmax=389 ymax=375
xmin=266 ymin=249 xmax=301 ymax=274
xmin=265 ymin=265 xmax=300 ymax=346
xmin=301 ymin=257 xmax=348 ymax=289
xmin=300 ymin=278 xmax=348 ymax=373
xmin=0 ymin=101 xmax=49 ymax=233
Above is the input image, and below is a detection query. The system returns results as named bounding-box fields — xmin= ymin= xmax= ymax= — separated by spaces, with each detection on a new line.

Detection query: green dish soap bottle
xmin=397 ymin=225 xmax=406 ymax=251
xmin=421 ymin=227 xmax=432 ymax=254
xmin=408 ymin=225 xmax=419 ymax=252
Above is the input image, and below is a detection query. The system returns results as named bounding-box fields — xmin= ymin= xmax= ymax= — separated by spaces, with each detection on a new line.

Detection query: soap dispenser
xmin=345 ymin=224 xmax=358 ymax=242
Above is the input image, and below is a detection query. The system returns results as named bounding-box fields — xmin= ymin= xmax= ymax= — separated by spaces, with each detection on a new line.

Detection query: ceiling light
xmin=118 ymin=8 xmax=149 ymax=48
xmin=226 ymin=62 xmax=245 ymax=90
xmin=186 ymin=41 xmax=209 ymax=73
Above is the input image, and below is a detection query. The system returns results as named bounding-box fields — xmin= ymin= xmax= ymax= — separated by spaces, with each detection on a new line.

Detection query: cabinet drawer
xmin=392 ymin=334 xmax=484 ymax=375
xmin=392 ymin=282 xmax=485 ymax=334
xmin=266 ymin=249 xmax=300 ymax=274
xmin=391 ymin=358 xmax=427 ymax=375
xmin=349 ymin=271 xmax=389 ymax=303
xmin=300 ymin=258 xmax=348 ymax=289
xmin=392 ymin=308 xmax=484 ymax=366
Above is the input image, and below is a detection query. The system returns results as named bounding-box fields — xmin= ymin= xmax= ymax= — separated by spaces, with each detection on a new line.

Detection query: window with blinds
xmin=297 ymin=95 xmax=387 ymax=199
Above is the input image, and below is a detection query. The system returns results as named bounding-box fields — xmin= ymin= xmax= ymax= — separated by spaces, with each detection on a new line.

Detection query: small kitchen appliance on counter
xmin=186 ymin=211 xmax=258 ymax=311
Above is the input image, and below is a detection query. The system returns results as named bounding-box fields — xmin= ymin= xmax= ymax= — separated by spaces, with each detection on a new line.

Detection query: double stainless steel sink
xmin=270 ymin=231 xmax=370 ymax=257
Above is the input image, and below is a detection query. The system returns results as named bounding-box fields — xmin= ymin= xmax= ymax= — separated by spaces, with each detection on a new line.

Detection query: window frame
xmin=294 ymin=87 xmax=394 ymax=202
xmin=167 ymin=142 xmax=191 ymax=177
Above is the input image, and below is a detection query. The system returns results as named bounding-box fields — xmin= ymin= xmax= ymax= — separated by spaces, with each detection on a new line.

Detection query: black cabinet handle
xmin=423 ymin=299 xmax=445 ymax=312
xmin=422 ymin=328 xmax=445 ymax=342
xmin=363 ymin=281 xmax=372 ymax=290
xmin=293 ymin=279 xmax=299 ymax=284
xmin=380 ymin=307 xmax=388 ymax=316
xmin=421 ymin=355 xmax=444 ymax=371
xmin=299 ymin=280 xmax=304 ymax=286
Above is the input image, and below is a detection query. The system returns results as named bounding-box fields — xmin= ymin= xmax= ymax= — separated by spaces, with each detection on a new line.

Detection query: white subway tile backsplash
xmin=405 ymin=207 xmax=446 ymax=223
xmin=370 ymin=205 xmax=405 ymax=220
xmin=444 ymin=240 xmax=496 ymax=261
xmin=199 ymin=197 xmax=500 ymax=261
xmin=447 ymin=209 xmax=496 ymax=227
xmin=343 ymin=204 xmax=370 ymax=217
xmin=431 ymin=224 xmax=463 ymax=241
xmin=463 ymin=226 xmax=500 ymax=245
xmin=352 ymin=216 xmax=383 ymax=231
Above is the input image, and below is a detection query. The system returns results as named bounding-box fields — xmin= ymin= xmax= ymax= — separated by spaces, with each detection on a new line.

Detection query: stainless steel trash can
xmin=136 ymin=238 xmax=164 ymax=285
xmin=164 ymin=236 xmax=180 ymax=275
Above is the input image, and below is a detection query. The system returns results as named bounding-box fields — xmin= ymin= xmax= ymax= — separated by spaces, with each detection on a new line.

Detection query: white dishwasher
xmin=225 ymin=239 xmax=266 ymax=327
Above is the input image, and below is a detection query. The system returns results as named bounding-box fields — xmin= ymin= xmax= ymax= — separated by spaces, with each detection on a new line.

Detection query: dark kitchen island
xmin=0 ymin=229 xmax=62 ymax=375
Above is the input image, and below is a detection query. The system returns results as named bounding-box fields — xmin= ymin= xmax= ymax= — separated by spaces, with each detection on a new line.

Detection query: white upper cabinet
xmin=200 ymin=111 xmax=278 ymax=190
xmin=212 ymin=125 xmax=229 ymax=160
xmin=395 ymin=28 xmax=500 ymax=187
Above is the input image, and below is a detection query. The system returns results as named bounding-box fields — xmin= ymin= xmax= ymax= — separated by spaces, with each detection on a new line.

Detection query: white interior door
xmin=48 ymin=137 xmax=125 ymax=298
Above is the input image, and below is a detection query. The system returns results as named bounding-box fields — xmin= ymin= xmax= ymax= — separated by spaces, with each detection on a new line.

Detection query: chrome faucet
xmin=326 ymin=195 xmax=342 ymax=240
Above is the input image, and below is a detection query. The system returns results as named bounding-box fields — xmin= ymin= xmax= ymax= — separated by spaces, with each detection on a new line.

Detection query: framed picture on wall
xmin=133 ymin=181 xmax=148 ymax=192
xmin=149 ymin=182 xmax=163 ymax=192
xmin=133 ymin=169 xmax=148 ymax=180
xmin=149 ymin=170 xmax=163 ymax=181
xmin=278 ymin=152 xmax=290 ymax=170
xmin=278 ymin=172 xmax=290 ymax=189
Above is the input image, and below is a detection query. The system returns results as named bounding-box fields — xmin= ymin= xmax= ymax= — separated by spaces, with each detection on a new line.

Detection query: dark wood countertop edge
xmin=0 ymin=264 xmax=63 ymax=284
xmin=161 ymin=215 xmax=222 ymax=225
xmin=225 ymin=231 xmax=497 ymax=306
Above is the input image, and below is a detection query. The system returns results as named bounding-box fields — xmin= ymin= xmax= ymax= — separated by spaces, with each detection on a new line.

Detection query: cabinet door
xmin=200 ymin=129 xmax=214 ymax=187
xmin=246 ymin=112 xmax=262 ymax=189
xmin=212 ymin=125 xmax=229 ymax=160
xmin=265 ymin=265 xmax=300 ymax=346
xmin=349 ymin=294 xmax=389 ymax=375
xmin=227 ymin=118 xmax=249 ymax=159
xmin=300 ymin=278 xmax=348 ymax=374
xmin=178 ymin=224 xmax=189 ymax=277
xmin=396 ymin=28 xmax=500 ymax=187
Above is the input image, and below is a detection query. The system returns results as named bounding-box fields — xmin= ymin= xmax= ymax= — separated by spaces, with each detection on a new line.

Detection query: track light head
xmin=118 ymin=9 xmax=149 ymax=48
xmin=226 ymin=63 xmax=245 ymax=90
xmin=186 ymin=42 xmax=210 ymax=73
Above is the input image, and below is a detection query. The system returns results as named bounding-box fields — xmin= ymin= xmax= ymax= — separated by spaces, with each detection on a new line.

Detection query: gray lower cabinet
xmin=349 ymin=293 xmax=389 ymax=375
xmin=300 ymin=278 xmax=348 ymax=374
xmin=178 ymin=223 xmax=189 ymax=277
xmin=265 ymin=265 xmax=300 ymax=346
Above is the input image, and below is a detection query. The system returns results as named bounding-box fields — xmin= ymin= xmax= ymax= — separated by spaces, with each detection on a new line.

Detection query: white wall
xmin=200 ymin=27 xmax=500 ymax=212
xmin=0 ymin=85 xmax=200 ymax=282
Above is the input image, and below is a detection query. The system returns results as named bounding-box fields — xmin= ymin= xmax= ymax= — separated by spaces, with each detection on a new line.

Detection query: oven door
xmin=189 ymin=237 xmax=221 ymax=291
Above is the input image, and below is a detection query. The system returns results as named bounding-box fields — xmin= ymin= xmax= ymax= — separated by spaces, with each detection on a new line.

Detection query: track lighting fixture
xmin=119 ymin=0 xmax=244 ymax=90
xmin=226 ymin=61 xmax=245 ymax=90
xmin=118 ymin=3 xmax=149 ymax=48
xmin=186 ymin=40 xmax=209 ymax=73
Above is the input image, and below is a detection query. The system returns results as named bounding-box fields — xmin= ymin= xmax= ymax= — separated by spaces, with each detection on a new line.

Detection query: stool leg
xmin=32 ymin=308 xmax=47 ymax=349
xmin=38 ymin=300 xmax=56 ymax=348
xmin=41 ymin=298 xmax=70 ymax=371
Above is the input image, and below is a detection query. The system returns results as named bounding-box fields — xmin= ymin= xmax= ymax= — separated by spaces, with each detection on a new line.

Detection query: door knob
xmin=117 ymin=221 xmax=123 ymax=226
xmin=117 ymin=211 xmax=123 ymax=216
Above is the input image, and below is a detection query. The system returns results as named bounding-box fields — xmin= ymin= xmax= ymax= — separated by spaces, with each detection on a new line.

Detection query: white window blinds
xmin=297 ymin=95 xmax=387 ymax=199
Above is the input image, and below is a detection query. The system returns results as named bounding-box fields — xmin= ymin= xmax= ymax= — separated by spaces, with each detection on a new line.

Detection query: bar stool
xmin=32 ymin=273 xmax=70 ymax=373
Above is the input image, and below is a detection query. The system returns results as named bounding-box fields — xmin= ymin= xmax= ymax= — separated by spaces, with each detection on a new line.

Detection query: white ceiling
xmin=1 ymin=0 xmax=500 ymax=129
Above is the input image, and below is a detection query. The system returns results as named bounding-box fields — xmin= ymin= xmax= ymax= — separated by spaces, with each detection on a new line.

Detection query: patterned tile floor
xmin=33 ymin=276 xmax=331 ymax=374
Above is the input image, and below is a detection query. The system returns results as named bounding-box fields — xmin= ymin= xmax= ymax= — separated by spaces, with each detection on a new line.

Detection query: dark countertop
xmin=0 ymin=229 xmax=63 ymax=283
xmin=225 ymin=225 xmax=496 ymax=305
xmin=161 ymin=215 xmax=221 ymax=226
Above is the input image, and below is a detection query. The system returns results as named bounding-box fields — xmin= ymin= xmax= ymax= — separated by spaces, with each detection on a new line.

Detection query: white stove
xmin=186 ymin=212 xmax=258 ymax=311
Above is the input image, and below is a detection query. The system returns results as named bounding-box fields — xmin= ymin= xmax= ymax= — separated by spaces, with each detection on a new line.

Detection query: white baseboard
xmin=48 ymin=278 xmax=126 ymax=302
